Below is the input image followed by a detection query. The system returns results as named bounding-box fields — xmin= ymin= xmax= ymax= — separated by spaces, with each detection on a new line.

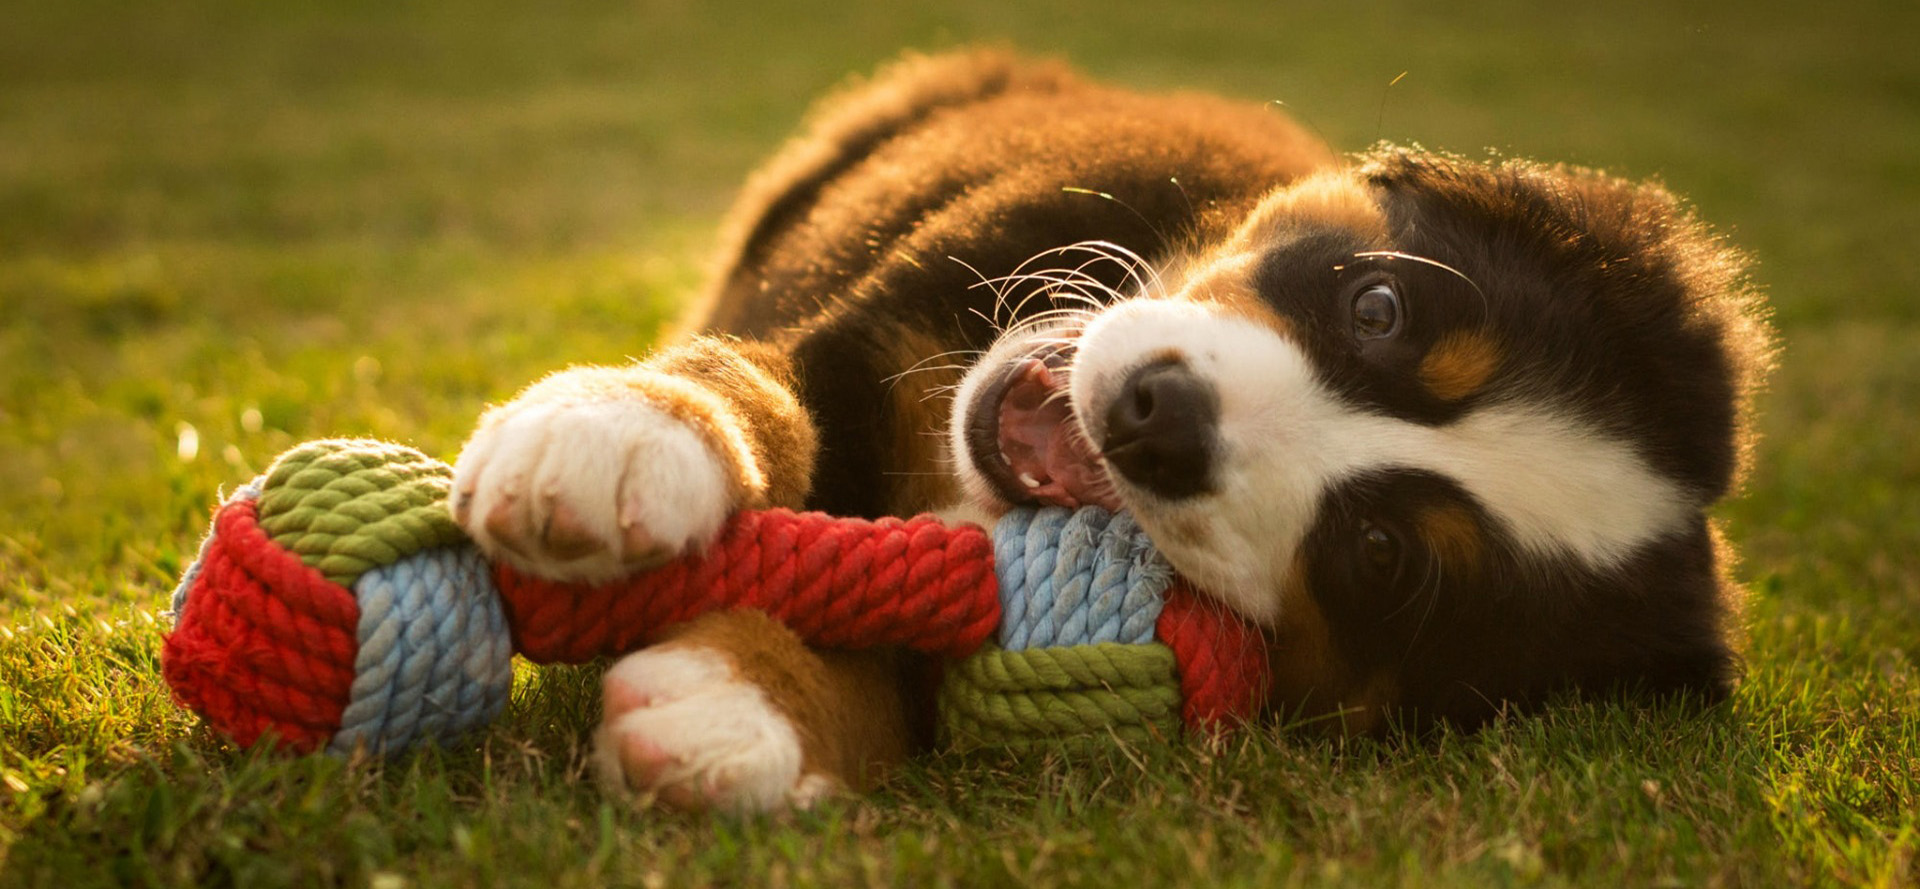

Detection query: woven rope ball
xmin=163 ymin=439 xmax=1269 ymax=756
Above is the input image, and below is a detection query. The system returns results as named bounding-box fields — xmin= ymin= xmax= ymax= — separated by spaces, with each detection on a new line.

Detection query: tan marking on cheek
xmin=1265 ymin=553 xmax=1404 ymax=735
xmin=1265 ymin=555 xmax=1350 ymax=716
xmin=1419 ymin=330 xmax=1503 ymax=402
xmin=1417 ymin=503 xmax=1485 ymax=579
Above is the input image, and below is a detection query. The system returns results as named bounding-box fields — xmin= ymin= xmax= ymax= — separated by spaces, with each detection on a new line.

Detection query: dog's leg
xmin=592 ymin=610 xmax=917 ymax=813
xmin=452 ymin=337 xmax=815 ymax=582
xmin=454 ymin=338 xmax=924 ymax=811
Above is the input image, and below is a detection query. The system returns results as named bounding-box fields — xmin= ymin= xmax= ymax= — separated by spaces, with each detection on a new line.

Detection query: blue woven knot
xmin=330 ymin=545 xmax=515 ymax=755
xmin=992 ymin=506 xmax=1171 ymax=650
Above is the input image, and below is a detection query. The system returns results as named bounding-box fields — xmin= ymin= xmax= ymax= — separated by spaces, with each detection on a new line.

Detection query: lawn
xmin=3 ymin=0 xmax=1917 ymax=885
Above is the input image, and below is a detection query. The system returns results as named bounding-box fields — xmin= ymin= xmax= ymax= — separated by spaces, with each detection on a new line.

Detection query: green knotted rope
xmin=939 ymin=643 xmax=1183 ymax=750
xmin=253 ymin=439 xmax=467 ymax=588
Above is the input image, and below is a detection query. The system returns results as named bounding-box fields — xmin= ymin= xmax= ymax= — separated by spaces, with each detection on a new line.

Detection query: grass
xmin=3 ymin=0 xmax=1917 ymax=884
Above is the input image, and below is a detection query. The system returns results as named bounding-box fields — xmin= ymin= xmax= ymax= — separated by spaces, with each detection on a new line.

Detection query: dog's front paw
xmin=452 ymin=395 xmax=736 ymax=583
xmin=593 ymin=645 xmax=839 ymax=814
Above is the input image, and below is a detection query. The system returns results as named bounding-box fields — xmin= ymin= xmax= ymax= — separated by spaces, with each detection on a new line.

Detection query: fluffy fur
xmin=452 ymin=50 xmax=1775 ymax=812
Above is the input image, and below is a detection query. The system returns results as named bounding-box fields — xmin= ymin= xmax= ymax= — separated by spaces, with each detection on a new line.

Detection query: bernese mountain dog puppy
xmin=448 ymin=50 xmax=1774 ymax=812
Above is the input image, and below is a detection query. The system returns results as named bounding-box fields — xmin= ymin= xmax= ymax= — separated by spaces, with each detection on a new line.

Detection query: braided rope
xmin=496 ymin=509 xmax=1000 ymax=663
xmin=162 ymin=495 xmax=361 ymax=753
xmin=254 ymin=439 xmax=466 ymax=588
xmin=164 ymin=439 xmax=1272 ymax=756
xmin=993 ymin=507 xmax=1170 ymax=650
xmin=330 ymin=546 xmax=514 ymax=755
xmin=1157 ymin=582 xmax=1271 ymax=729
xmin=939 ymin=643 xmax=1182 ymax=749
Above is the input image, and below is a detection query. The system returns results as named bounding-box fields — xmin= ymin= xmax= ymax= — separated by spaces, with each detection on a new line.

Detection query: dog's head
xmin=951 ymin=146 xmax=1774 ymax=730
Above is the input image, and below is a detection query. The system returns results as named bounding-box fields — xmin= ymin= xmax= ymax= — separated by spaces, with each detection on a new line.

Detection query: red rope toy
xmin=163 ymin=439 xmax=1270 ymax=755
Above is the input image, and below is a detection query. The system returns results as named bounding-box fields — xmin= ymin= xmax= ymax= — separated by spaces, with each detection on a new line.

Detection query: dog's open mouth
xmin=964 ymin=341 xmax=1119 ymax=510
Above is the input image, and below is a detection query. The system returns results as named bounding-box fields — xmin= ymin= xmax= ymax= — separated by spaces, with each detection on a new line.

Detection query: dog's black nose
xmin=1102 ymin=359 xmax=1218 ymax=500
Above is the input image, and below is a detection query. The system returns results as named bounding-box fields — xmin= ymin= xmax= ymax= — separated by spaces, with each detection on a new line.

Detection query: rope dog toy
xmin=162 ymin=439 xmax=1269 ymax=755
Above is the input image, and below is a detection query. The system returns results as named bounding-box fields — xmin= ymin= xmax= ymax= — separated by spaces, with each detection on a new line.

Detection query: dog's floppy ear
xmin=1398 ymin=518 xmax=1747 ymax=730
xmin=1573 ymin=520 xmax=1748 ymax=707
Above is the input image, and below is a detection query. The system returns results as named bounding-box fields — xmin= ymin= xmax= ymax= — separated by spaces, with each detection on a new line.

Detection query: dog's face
xmin=952 ymin=146 xmax=1772 ymax=729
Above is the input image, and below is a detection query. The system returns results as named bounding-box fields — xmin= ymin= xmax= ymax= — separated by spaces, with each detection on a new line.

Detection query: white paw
xmin=452 ymin=398 xmax=734 ymax=583
xmin=592 ymin=646 xmax=837 ymax=814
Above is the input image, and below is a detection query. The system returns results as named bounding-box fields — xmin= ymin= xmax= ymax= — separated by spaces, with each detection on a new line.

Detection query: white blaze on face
xmin=1071 ymin=299 xmax=1695 ymax=624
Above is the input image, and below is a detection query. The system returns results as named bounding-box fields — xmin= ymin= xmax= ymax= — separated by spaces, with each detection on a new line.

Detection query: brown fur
xmin=878 ymin=328 xmax=967 ymax=515
xmin=651 ymin=338 xmax=819 ymax=510
xmin=1266 ymin=561 xmax=1399 ymax=733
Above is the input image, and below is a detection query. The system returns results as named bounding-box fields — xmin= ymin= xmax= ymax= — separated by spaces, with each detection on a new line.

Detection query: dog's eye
xmin=1352 ymin=283 xmax=1402 ymax=340
xmin=1357 ymin=520 xmax=1403 ymax=580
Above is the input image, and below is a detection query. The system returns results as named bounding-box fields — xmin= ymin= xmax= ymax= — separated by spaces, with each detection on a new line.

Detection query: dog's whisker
xmin=884 ymin=349 xmax=983 ymax=378
xmin=1381 ymin=550 xmax=1436 ymax=624
xmin=1350 ymin=250 xmax=1492 ymax=319
xmin=1167 ymin=176 xmax=1198 ymax=232
xmin=1060 ymin=187 xmax=1173 ymax=252
xmin=1008 ymin=306 xmax=1096 ymax=327
xmin=1405 ymin=556 xmax=1445 ymax=660
xmin=882 ymin=359 xmax=976 ymax=388
xmin=1037 ymin=390 xmax=1075 ymax=415
xmin=1006 ymin=282 xmax=1098 ymax=324
xmin=965 ymin=305 xmax=1004 ymax=335
xmin=997 ymin=309 xmax=1096 ymax=342
xmin=980 ymin=240 xmax=1166 ymax=327
xmin=1054 ymin=239 xmax=1167 ymax=300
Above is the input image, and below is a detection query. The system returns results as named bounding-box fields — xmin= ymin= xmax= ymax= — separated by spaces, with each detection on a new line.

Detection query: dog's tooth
xmin=1018 ymin=472 xmax=1042 ymax=488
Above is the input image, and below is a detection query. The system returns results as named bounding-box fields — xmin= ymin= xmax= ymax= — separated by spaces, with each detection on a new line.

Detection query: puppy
xmin=449 ymin=50 xmax=1774 ymax=812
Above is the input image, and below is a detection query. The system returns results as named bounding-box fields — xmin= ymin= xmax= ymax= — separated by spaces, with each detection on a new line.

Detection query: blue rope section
xmin=331 ymin=545 xmax=514 ymax=755
xmin=993 ymin=506 xmax=1171 ymax=650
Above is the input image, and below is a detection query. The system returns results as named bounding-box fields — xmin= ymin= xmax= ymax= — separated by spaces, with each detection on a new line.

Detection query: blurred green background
xmin=3 ymin=1 xmax=1918 ymax=884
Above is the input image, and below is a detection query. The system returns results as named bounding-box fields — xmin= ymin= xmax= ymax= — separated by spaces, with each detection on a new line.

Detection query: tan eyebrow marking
xmin=1419 ymin=329 xmax=1503 ymax=402
xmin=1417 ymin=503 xmax=1485 ymax=577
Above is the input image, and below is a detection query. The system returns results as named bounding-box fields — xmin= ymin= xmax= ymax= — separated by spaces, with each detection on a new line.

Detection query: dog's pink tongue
xmin=997 ymin=359 xmax=1119 ymax=510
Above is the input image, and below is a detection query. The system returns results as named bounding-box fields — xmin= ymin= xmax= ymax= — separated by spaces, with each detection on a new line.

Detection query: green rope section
xmin=939 ymin=642 xmax=1182 ymax=751
xmin=254 ymin=439 xmax=465 ymax=588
